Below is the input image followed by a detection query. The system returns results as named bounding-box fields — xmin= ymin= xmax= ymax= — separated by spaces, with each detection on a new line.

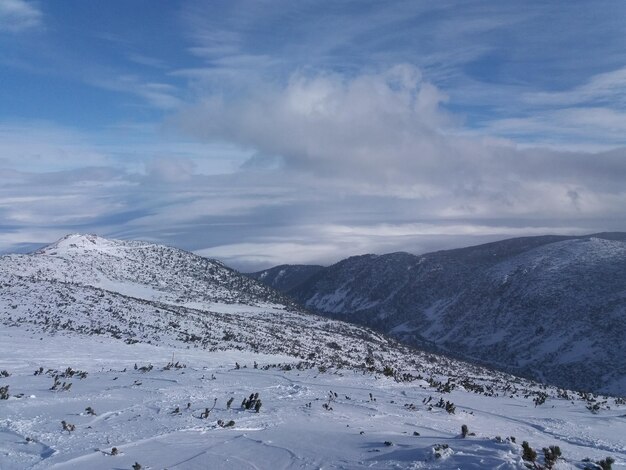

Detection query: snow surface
xmin=1 ymin=329 xmax=625 ymax=470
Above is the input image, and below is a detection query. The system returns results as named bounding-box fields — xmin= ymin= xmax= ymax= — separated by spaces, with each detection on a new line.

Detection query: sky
xmin=1 ymin=0 xmax=625 ymax=270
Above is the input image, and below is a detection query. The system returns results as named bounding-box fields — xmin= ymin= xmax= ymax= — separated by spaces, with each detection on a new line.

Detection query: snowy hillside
xmin=1 ymin=234 xmax=625 ymax=469
xmin=0 ymin=234 xmax=414 ymax=371
xmin=251 ymin=234 xmax=626 ymax=395
xmin=5 ymin=233 xmax=289 ymax=308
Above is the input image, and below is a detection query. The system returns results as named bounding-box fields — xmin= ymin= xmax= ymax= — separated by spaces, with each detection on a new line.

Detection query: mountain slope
xmin=0 ymin=233 xmax=514 ymax=383
xmin=251 ymin=234 xmax=626 ymax=394
xmin=248 ymin=264 xmax=324 ymax=292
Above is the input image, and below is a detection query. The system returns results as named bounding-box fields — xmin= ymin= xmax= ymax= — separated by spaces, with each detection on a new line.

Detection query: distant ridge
xmin=249 ymin=233 xmax=626 ymax=394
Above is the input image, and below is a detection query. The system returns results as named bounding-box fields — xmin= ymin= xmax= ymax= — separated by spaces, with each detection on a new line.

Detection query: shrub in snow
xmin=61 ymin=420 xmax=75 ymax=433
xmin=533 ymin=392 xmax=548 ymax=407
xmin=584 ymin=457 xmax=615 ymax=470
xmin=243 ymin=392 xmax=261 ymax=411
xmin=322 ymin=391 xmax=335 ymax=411
xmin=431 ymin=444 xmax=452 ymax=460
xmin=0 ymin=385 xmax=9 ymax=400
xmin=543 ymin=445 xmax=561 ymax=468
xmin=521 ymin=441 xmax=537 ymax=466
xmin=586 ymin=402 xmax=601 ymax=413
xmin=199 ymin=399 xmax=217 ymax=418
xmin=434 ymin=397 xmax=456 ymax=414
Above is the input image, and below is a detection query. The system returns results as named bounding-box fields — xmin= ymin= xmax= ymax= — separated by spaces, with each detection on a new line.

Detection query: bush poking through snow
xmin=599 ymin=457 xmax=616 ymax=470
xmin=132 ymin=462 xmax=142 ymax=470
xmin=462 ymin=424 xmax=475 ymax=437
xmin=85 ymin=406 xmax=96 ymax=416
xmin=322 ymin=391 xmax=335 ymax=411
xmin=242 ymin=392 xmax=261 ymax=411
xmin=431 ymin=444 xmax=452 ymax=460
xmin=61 ymin=420 xmax=75 ymax=433
xmin=522 ymin=441 xmax=537 ymax=466
xmin=586 ymin=402 xmax=601 ymax=413
xmin=533 ymin=392 xmax=548 ymax=407
xmin=584 ymin=457 xmax=615 ymax=470
xmin=434 ymin=397 xmax=456 ymax=414
xmin=0 ymin=385 xmax=9 ymax=400
xmin=199 ymin=398 xmax=217 ymax=419
xmin=543 ymin=445 xmax=561 ymax=468
xmin=226 ymin=397 xmax=234 ymax=409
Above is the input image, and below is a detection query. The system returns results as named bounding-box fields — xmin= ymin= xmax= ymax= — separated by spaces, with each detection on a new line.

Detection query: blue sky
xmin=1 ymin=0 xmax=625 ymax=268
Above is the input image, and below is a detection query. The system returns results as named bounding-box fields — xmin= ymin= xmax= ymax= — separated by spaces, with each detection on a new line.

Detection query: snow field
xmin=1 ymin=329 xmax=624 ymax=470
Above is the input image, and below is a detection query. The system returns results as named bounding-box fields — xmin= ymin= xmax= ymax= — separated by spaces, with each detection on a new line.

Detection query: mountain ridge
xmin=249 ymin=232 xmax=626 ymax=394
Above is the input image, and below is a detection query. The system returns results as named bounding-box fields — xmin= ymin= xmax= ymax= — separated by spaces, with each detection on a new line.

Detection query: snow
xmin=1 ymin=234 xmax=625 ymax=469
xmin=1 ymin=328 xmax=624 ymax=469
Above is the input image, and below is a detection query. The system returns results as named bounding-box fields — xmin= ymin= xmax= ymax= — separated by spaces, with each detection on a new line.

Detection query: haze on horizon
xmin=1 ymin=0 xmax=625 ymax=270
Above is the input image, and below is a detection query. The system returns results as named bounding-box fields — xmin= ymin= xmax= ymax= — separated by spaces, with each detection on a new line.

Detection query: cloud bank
xmin=1 ymin=2 xmax=625 ymax=269
xmin=2 ymin=65 xmax=624 ymax=269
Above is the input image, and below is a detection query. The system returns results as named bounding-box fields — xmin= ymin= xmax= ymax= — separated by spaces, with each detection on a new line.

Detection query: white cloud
xmin=92 ymin=76 xmax=182 ymax=110
xmin=176 ymin=64 xmax=459 ymax=183
xmin=525 ymin=67 xmax=626 ymax=107
xmin=0 ymin=0 xmax=42 ymax=33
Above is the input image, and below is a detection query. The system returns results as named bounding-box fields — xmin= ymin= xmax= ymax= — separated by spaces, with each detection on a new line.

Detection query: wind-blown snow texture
xmin=250 ymin=234 xmax=626 ymax=395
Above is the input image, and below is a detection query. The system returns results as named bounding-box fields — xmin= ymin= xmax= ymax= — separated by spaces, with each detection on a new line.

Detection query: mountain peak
xmin=38 ymin=233 xmax=116 ymax=254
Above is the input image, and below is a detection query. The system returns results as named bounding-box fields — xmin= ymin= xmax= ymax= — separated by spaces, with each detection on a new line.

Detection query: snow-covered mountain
xmin=1 ymin=234 xmax=625 ymax=469
xmin=251 ymin=264 xmax=325 ymax=292
xmin=0 ymin=233 xmax=505 ymax=378
xmin=250 ymin=233 xmax=626 ymax=395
